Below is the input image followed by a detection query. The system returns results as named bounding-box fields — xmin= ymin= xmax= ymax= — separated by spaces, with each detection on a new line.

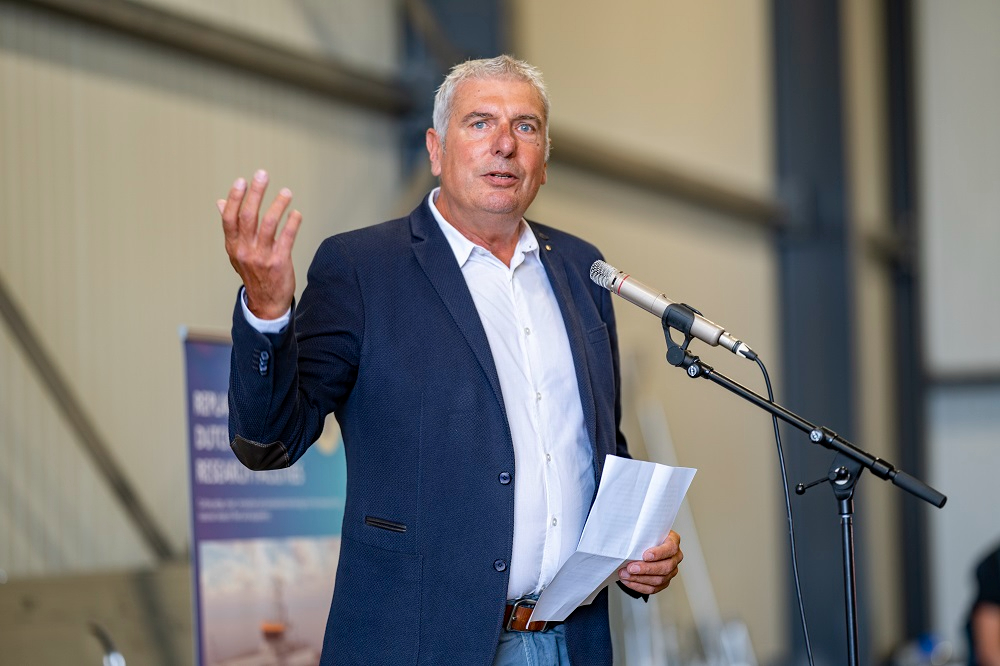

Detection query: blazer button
xmin=258 ymin=350 xmax=270 ymax=376
xmin=498 ymin=471 xmax=511 ymax=485
xmin=493 ymin=559 xmax=507 ymax=572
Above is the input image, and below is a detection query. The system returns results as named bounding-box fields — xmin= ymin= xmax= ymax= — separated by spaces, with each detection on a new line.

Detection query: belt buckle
xmin=506 ymin=596 xmax=547 ymax=633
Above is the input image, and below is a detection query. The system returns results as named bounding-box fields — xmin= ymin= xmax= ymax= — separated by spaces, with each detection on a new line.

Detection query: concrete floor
xmin=0 ymin=562 xmax=194 ymax=665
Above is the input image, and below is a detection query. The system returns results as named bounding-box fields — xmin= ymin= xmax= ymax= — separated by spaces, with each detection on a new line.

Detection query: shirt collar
xmin=427 ymin=187 xmax=539 ymax=268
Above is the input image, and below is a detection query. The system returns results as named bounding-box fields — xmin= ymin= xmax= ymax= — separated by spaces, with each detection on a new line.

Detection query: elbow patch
xmin=231 ymin=436 xmax=290 ymax=470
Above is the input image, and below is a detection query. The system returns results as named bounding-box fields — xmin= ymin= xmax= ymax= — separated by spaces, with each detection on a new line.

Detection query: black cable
xmin=755 ymin=356 xmax=815 ymax=666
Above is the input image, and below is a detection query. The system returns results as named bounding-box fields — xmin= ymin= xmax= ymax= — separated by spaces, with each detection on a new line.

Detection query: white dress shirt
xmin=242 ymin=189 xmax=595 ymax=598
xmin=426 ymin=189 xmax=593 ymax=598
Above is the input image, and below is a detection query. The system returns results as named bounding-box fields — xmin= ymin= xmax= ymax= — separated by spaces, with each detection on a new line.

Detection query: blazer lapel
xmin=532 ymin=226 xmax=600 ymax=455
xmin=409 ymin=202 xmax=507 ymax=415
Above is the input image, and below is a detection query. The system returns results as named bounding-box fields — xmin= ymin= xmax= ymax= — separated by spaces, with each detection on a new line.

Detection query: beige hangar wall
xmin=512 ymin=0 xmax=787 ymax=660
xmin=514 ymin=0 xmax=909 ymax=661
xmin=0 ymin=0 xmax=402 ymax=576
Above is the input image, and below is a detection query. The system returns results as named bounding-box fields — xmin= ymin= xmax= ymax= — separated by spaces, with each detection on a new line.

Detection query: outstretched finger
xmin=274 ymin=209 xmax=303 ymax=258
xmin=238 ymin=169 xmax=269 ymax=238
xmin=259 ymin=188 xmax=293 ymax=249
xmin=220 ymin=177 xmax=247 ymax=241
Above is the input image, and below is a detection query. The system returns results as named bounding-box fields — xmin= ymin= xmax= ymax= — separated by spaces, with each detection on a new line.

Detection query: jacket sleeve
xmin=228 ymin=236 xmax=363 ymax=469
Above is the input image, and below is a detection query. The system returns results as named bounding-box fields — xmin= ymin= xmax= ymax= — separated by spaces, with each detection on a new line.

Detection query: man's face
xmin=426 ymin=77 xmax=548 ymax=226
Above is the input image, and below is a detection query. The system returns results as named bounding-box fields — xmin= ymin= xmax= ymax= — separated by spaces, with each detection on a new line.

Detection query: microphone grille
xmin=590 ymin=260 xmax=618 ymax=289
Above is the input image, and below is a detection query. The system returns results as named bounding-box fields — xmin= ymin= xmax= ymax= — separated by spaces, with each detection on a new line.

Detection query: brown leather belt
xmin=503 ymin=597 xmax=557 ymax=632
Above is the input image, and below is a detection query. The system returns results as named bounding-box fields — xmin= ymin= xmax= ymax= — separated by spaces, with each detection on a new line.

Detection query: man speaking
xmin=218 ymin=55 xmax=682 ymax=665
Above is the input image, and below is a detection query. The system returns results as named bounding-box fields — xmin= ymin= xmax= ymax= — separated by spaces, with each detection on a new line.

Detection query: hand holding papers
xmin=530 ymin=455 xmax=696 ymax=622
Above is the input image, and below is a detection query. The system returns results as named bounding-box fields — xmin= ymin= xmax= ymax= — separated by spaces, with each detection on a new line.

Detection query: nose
xmin=492 ymin=125 xmax=515 ymax=157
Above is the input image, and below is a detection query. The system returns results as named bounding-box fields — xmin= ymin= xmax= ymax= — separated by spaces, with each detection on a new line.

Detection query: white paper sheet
xmin=529 ymin=455 xmax=696 ymax=622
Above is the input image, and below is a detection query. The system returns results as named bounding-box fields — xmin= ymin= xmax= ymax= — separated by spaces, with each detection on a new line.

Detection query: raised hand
xmin=218 ymin=169 xmax=302 ymax=320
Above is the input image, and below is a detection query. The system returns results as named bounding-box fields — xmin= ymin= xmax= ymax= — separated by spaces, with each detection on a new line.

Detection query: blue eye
xmin=473 ymin=121 xmax=487 ymax=129
xmin=518 ymin=123 xmax=535 ymax=133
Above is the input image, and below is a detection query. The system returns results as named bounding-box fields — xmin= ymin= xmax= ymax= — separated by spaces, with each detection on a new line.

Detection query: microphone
xmin=590 ymin=260 xmax=756 ymax=360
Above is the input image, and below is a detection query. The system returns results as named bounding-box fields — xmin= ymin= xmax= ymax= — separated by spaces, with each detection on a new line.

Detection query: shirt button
xmin=545 ymin=453 xmax=551 ymax=463
xmin=552 ymin=517 xmax=558 ymax=526
xmin=524 ymin=327 xmax=531 ymax=335
xmin=498 ymin=471 xmax=512 ymax=485
xmin=536 ymin=392 xmax=542 ymax=401
xmin=493 ymin=559 xmax=507 ymax=572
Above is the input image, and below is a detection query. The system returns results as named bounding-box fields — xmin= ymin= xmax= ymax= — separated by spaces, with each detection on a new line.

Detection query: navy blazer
xmin=229 ymin=197 xmax=629 ymax=665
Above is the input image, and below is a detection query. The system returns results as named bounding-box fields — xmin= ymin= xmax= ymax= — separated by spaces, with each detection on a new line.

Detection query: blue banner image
xmin=184 ymin=334 xmax=346 ymax=666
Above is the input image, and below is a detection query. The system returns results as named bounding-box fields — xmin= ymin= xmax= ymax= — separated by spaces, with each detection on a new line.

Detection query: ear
xmin=541 ymin=160 xmax=548 ymax=185
xmin=426 ymin=128 xmax=443 ymax=177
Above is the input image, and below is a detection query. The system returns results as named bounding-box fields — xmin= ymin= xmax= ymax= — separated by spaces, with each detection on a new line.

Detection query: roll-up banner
xmin=183 ymin=332 xmax=346 ymax=666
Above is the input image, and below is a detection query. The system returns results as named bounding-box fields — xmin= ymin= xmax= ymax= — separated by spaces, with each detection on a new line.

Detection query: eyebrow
xmin=461 ymin=111 xmax=495 ymax=124
xmin=460 ymin=111 xmax=543 ymax=125
xmin=512 ymin=114 xmax=542 ymax=125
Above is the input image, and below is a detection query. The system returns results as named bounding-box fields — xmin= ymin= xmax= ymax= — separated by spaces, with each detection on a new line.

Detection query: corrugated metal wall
xmin=511 ymin=1 xmax=787 ymax=658
xmin=0 ymin=0 xmax=402 ymax=577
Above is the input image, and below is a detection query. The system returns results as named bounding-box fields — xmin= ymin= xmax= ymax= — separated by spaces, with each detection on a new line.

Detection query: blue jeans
xmin=492 ymin=624 xmax=570 ymax=666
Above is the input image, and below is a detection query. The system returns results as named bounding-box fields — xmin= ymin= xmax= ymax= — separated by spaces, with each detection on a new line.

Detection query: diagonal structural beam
xmin=0 ymin=272 xmax=176 ymax=561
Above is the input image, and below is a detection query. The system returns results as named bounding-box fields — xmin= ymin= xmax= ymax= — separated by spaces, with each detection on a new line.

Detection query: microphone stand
xmin=660 ymin=304 xmax=947 ymax=666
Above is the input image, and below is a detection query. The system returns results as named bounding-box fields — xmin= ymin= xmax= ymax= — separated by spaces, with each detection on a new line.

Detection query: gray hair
xmin=432 ymin=55 xmax=551 ymax=160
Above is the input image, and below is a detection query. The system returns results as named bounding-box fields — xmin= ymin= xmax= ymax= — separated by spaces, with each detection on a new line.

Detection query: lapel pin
xmin=545 ymin=244 xmax=552 ymax=251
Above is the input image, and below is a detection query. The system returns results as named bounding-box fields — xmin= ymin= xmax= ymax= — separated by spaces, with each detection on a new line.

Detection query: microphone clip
xmin=662 ymin=303 xmax=702 ymax=373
